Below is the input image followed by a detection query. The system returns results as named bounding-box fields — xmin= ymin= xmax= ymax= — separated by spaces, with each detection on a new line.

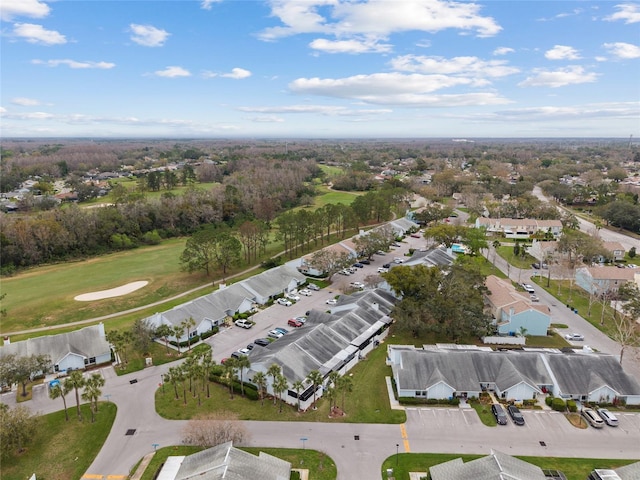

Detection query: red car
xmin=287 ymin=318 xmax=303 ymax=328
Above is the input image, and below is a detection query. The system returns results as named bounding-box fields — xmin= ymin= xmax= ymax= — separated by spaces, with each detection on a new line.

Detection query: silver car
xmin=597 ymin=408 xmax=619 ymax=426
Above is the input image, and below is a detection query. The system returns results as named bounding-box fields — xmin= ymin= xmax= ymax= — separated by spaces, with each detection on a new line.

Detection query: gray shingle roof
xmin=430 ymin=451 xmax=546 ymax=480
xmin=0 ymin=324 xmax=109 ymax=364
xmin=170 ymin=441 xmax=290 ymax=480
xmin=241 ymin=264 xmax=306 ymax=298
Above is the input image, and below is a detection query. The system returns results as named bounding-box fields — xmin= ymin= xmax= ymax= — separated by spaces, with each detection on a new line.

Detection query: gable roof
xmin=241 ymin=264 xmax=307 ymax=298
xmin=429 ymin=451 xmax=546 ymax=480
xmin=485 ymin=275 xmax=550 ymax=317
xmin=162 ymin=442 xmax=290 ymax=480
xmin=0 ymin=324 xmax=109 ymax=364
xmin=602 ymin=241 xmax=626 ymax=252
xmin=579 ymin=266 xmax=636 ymax=281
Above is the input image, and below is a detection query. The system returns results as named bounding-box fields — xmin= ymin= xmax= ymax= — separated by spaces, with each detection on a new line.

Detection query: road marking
xmin=81 ymin=475 xmax=103 ymax=479
xmin=400 ymin=423 xmax=410 ymax=452
xmin=107 ymin=476 xmax=127 ymax=480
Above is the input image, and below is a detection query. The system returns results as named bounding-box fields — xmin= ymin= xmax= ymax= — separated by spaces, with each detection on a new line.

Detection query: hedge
xmin=567 ymin=400 xmax=577 ymax=413
xmin=200 ymin=327 xmax=219 ymax=340
xmin=399 ymin=397 xmax=460 ymax=406
xmin=551 ymin=397 xmax=566 ymax=412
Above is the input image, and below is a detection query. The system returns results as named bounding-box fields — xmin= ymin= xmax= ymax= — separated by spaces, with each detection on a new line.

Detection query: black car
xmin=491 ymin=404 xmax=508 ymax=425
xmin=360 ymin=259 xmax=371 ymax=265
xmin=382 ymin=263 xmax=391 ymax=269
xmin=531 ymin=263 xmax=541 ymax=269
xmin=254 ymin=338 xmax=270 ymax=347
xmin=507 ymin=405 xmax=525 ymax=425
xmin=353 ymin=263 xmax=364 ymax=268
xmin=246 ymin=343 xmax=255 ymax=350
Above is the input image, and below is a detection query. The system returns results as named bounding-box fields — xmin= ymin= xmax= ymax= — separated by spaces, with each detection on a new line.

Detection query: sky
xmin=1 ymin=0 xmax=639 ymax=138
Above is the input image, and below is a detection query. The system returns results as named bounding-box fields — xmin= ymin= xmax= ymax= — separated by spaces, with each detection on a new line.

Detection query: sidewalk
xmin=385 ymin=376 xmax=404 ymax=410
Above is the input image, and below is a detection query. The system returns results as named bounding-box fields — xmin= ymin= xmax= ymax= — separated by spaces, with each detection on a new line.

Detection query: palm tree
xmin=235 ymin=355 xmax=251 ymax=397
xmin=82 ymin=373 xmax=104 ymax=423
xmin=155 ymin=324 xmax=174 ymax=355
xmin=64 ymin=370 xmax=86 ymax=421
xmin=273 ymin=373 xmax=289 ymax=413
xmin=307 ymin=370 xmax=323 ymax=410
xmin=327 ymin=371 xmax=341 ymax=410
xmin=292 ymin=380 xmax=304 ymax=411
xmin=166 ymin=366 xmax=180 ymax=400
xmin=182 ymin=356 xmax=197 ymax=394
xmin=200 ymin=350 xmax=215 ymax=398
xmin=338 ymin=375 xmax=353 ymax=413
xmin=87 ymin=373 xmax=105 ymax=412
xmin=48 ymin=382 xmax=72 ymax=421
xmin=181 ymin=317 xmax=196 ymax=351
xmin=325 ymin=385 xmax=337 ymax=413
xmin=224 ymin=358 xmax=239 ymax=399
xmin=267 ymin=364 xmax=282 ymax=405
xmin=173 ymin=324 xmax=185 ymax=354
xmin=253 ymin=371 xmax=267 ymax=406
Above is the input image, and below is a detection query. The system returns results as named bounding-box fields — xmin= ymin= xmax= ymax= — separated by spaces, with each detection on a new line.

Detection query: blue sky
xmin=1 ymin=0 xmax=639 ymax=138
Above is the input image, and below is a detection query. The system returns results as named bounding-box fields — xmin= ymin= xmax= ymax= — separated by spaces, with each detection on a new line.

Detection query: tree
xmin=462 ymin=227 xmax=488 ymax=256
xmin=337 ymin=375 xmax=353 ymax=413
xmin=166 ymin=366 xmax=181 ymax=400
xmin=180 ymin=227 xmax=218 ymax=276
xmin=413 ymin=204 xmax=452 ymax=226
xmin=181 ymin=317 xmax=197 ymax=352
xmin=326 ymin=371 xmax=341 ymax=410
xmin=200 ymin=350 xmax=215 ymax=398
xmin=7 ymin=354 xmax=51 ymax=398
xmin=182 ymin=411 xmax=249 ymax=447
xmin=213 ymin=231 xmax=242 ymax=277
xmin=267 ymin=364 xmax=282 ymax=405
xmin=155 ymin=324 xmax=174 ymax=355
xmin=130 ymin=318 xmax=155 ymax=354
xmin=0 ymin=405 xmax=38 ymax=458
xmin=253 ymin=371 xmax=267 ymax=407
xmin=307 ymin=248 xmax=352 ymax=278
xmin=273 ymin=373 xmax=289 ymax=413
xmin=48 ymin=381 xmax=72 ymax=421
xmin=82 ymin=373 xmax=105 ymax=423
xmin=353 ymin=225 xmax=395 ymax=260
xmin=64 ymin=370 xmax=86 ymax=421
xmin=292 ymin=380 xmax=305 ymax=411
xmin=223 ymin=358 xmax=239 ymax=399
xmin=307 ymin=370 xmax=323 ymax=410
xmin=423 ymin=224 xmax=463 ymax=248
xmin=235 ymin=355 xmax=251 ymax=397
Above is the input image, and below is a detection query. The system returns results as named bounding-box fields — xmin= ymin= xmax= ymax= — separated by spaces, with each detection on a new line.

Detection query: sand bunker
xmin=74 ymin=281 xmax=149 ymax=301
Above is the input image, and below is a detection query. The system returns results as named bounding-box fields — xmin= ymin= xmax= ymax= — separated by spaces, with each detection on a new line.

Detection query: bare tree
xmin=182 ymin=411 xmax=250 ymax=447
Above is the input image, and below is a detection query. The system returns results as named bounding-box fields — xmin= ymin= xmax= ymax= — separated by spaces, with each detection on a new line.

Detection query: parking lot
xmin=206 ymin=235 xmax=425 ymax=361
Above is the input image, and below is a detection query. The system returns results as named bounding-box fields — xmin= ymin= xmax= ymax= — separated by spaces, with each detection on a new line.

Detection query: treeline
xmin=0 ymin=179 xmax=409 ymax=273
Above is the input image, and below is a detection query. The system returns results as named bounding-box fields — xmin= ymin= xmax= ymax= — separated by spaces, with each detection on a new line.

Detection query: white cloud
xmin=493 ymin=47 xmax=514 ymax=56
xmin=390 ymin=55 xmax=519 ymax=77
xmin=605 ymin=3 xmax=640 ymax=23
xmin=0 ymin=0 xmax=50 ymax=21
xmin=0 ymin=107 xmax=6 ymax=114
xmin=129 ymin=24 xmax=170 ymax=47
xmin=604 ymin=42 xmax=640 ymax=59
xmin=309 ymin=37 xmax=392 ymax=54
xmin=259 ymin=0 xmax=501 ymax=43
xmin=201 ymin=0 xmax=222 ymax=10
xmin=31 ymin=59 xmax=115 ymax=69
xmin=221 ymin=68 xmax=252 ymax=79
xmin=247 ymin=116 xmax=285 ymax=123
xmin=545 ymin=45 xmax=581 ymax=60
xmin=154 ymin=66 xmax=191 ymax=78
xmin=288 ymin=72 xmax=510 ymax=106
xmin=13 ymin=23 xmax=66 ymax=45
xmin=518 ymin=66 xmax=598 ymax=88
xmin=11 ymin=97 xmax=40 ymax=106
xmin=468 ymin=102 xmax=639 ymax=122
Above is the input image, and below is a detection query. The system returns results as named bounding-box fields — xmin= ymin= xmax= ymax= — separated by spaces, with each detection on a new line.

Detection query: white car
xmin=393 ymin=257 xmax=405 ymax=264
xmin=564 ymin=333 xmax=584 ymax=341
xmin=307 ymin=283 xmax=320 ymax=291
xmin=326 ymin=298 xmax=338 ymax=305
xmin=286 ymin=292 xmax=300 ymax=301
xmin=338 ymin=269 xmax=351 ymax=276
xmin=234 ymin=319 xmax=253 ymax=329
xmin=276 ymin=298 xmax=293 ymax=307
xmin=299 ymin=289 xmax=312 ymax=296
xmin=521 ymin=284 xmax=535 ymax=294
xmin=350 ymin=281 xmax=365 ymax=289
xmin=377 ymin=267 xmax=388 ymax=273
xmin=267 ymin=329 xmax=284 ymax=339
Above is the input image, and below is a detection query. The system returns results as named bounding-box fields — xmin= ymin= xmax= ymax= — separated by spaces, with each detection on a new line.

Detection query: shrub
xmin=567 ymin=400 xmax=577 ymax=413
xmin=200 ymin=327 xmax=219 ymax=340
xmin=545 ymin=396 xmax=553 ymax=406
xmin=551 ymin=397 xmax=566 ymax=412
xmin=261 ymin=257 xmax=282 ymax=269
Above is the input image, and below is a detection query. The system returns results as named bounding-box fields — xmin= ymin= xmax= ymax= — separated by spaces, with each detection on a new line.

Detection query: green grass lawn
xmin=139 ymin=446 xmax=336 ymax=480
xmin=496 ymin=246 xmax=537 ymax=270
xmin=380 ymin=453 xmax=639 ymax=480
xmin=1 ymin=402 xmax=116 ymax=480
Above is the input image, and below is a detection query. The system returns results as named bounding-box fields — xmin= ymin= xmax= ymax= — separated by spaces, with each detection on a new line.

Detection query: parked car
xmin=246 ymin=343 xmax=255 ymax=350
xmin=564 ymin=333 xmax=585 ymax=341
xmin=521 ymin=284 xmax=535 ymax=294
xmin=276 ymin=298 xmax=293 ymax=306
xmin=254 ymin=338 xmax=270 ymax=347
xmin=268 ymin=329 xmax=285 ymax=339
xmin=360 ymin=259 xmax=371 ymax=265
xmin=274 ymin=327 xmax=289 ymax=335
xmin=377 ymin=267 xmax=388 ymax=273
xmin=295 ymin=315 xmax=307 ymax=324
xmin=307 ymin=283 xmax=320 ymax=291
xmin=288 ymin=318 xmax=303 ymax=328
xmin=597 ymin=408 xmax=619 ymax=426
xmin=286 ymin=292 xmax=300 ymax=301
xmin=234 ymin=319 xmax=253 ymax=329
xmin=350 ymin=281 xmax=365 ymax=289
xmin=582 ymin=408 xmax=605 ymax=428
xmin=231 ymin=348 xmax=250 ymax=359
xmin=507 ymin=405 xmax=525 ymax=425
xmin=326 ymin=298 xmax=338 ymax=305
xmin=410 ymin=233 xmax=421 ymax=238
xmin=531 ymin=263 xmax=541 ymax=269
xmin=394 ymin=257 xmax=405 ymax=264
xmin=392 ymin=243 xmax=401 ymax=247
xmin=338 ymin=269 xmax=351 ymax=276
xmin=383 ymin=263 xmax=391 ymax=269
xmin=299 ymin=289 xmax=312 ymax=296
xmin=353 ymin=263 xmax=364 ymax=268
xmin=530 ymin=295 xmax=540 ymax=302
xmin=491 ymin=404 xmax=508 ymax=425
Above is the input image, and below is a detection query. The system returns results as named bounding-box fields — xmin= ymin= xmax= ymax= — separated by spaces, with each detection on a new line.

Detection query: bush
xmin=200 ymin=327 xmax=219 ymax=340
xmin=261 ymin=257 xmax=282 ymax=269
xmin=551 ymin=397 xmax=566 ymax=412
xmin=567 ymin=400 xmax=577 ymax=413
xmin=545 ymin=396 xmax=553 ymax=406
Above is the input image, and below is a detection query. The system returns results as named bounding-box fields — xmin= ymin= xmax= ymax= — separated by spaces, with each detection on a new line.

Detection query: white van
xmin=582 ymin=408 xmax=605 ymax=428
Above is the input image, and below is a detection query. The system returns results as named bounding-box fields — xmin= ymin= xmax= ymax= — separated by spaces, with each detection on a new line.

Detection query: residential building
xmin=156 ymin=441 xmax=290 ymax=480
xmin=475 ymin=218 xmax=563 ymax=239
xmin=429 ymin=450 xmax=547 ymax=480
xmin=601 ymin=241 xmax=626 ymax=262
xmin=527 ymin=239 xmax=558 ymax=263
xmin=484 ymin=275 xmax=551 ymax=337
xmin=387 ymin=345 xmax=640 ymax=404
xmin=575 ymin=266 xmax=636 ymax=295
xmin=0 ymin=324 xmax=111 ymax=374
